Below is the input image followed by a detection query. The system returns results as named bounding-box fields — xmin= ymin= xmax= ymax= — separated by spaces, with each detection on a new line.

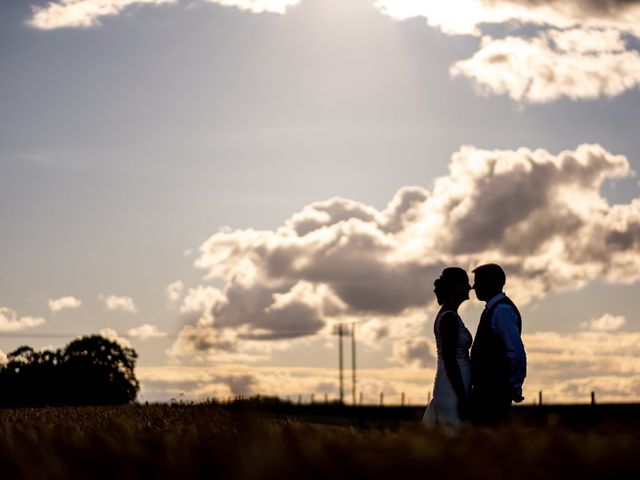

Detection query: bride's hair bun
xmin=434 ymin=267 xmax=468 ymax=305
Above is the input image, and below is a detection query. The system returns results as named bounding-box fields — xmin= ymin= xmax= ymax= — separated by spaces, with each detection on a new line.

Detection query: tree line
xmin=0 ymin=335 xmax=139 ymax=407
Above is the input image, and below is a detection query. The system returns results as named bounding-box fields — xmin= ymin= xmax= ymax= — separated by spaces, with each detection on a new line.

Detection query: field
xmin=0 ymin=402 xmax=639 ymax=479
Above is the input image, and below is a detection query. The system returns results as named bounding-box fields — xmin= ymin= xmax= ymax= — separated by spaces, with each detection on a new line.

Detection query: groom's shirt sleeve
xmin=492 ymin=304 xmax=527 ymax=397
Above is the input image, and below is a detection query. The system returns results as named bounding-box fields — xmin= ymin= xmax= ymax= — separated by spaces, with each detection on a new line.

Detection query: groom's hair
xmin=472 ymin=263 xmax=506 ymax=289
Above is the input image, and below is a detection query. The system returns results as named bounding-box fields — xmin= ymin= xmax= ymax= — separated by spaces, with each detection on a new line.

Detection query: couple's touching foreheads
xmin=423 ymin=264 xmax=527 ymax=428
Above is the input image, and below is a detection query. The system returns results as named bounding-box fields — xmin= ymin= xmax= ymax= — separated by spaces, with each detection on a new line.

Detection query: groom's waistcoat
xmin=470 ymin=296 xmax=521 ymax=393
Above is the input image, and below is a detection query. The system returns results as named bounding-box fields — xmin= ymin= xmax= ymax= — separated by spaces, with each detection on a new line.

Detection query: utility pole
xmin=338 ymin=324 xmax=344 ymax=404
xmin=352 ymin=323 xmax=357 ymax=405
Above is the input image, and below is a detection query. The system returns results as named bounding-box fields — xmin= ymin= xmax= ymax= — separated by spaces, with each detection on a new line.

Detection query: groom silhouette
xmin=470 ymin=264 xmax=526 ymax=425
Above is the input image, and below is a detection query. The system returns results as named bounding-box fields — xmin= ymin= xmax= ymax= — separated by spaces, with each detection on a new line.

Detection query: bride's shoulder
xmin=436 ymin=310 xmax=459 ymax=325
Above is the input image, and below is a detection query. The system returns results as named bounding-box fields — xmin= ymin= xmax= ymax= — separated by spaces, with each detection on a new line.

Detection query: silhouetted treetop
xmin=0 ymin=334 xmax=139 ymax=407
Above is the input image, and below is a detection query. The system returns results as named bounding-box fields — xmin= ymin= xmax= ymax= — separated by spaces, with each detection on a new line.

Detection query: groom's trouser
xmin=470 ymin=386 xmax=512 ymax=425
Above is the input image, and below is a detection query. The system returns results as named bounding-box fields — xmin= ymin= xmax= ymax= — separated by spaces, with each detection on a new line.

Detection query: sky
xmin=1 ymin=0 xmax=640 ymax=404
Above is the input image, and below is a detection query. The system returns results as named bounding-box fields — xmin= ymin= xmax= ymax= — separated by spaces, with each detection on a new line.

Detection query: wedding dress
xmin=423 ymin=309 xmax=472 ymax=428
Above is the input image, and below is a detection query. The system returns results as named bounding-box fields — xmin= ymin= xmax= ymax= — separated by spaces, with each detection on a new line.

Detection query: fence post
xmin=401 ymin=392 xmax=405 ymax=407
xmin=591 ymin=391 xmax=596 ymax=405
xmin=539 ymin=391 xmax=543 ymax=406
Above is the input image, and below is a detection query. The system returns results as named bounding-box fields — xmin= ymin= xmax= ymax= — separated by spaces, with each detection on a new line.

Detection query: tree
xmin=0 ymin=335 xmax=139 ymax=407
xmin=61 ymin=335 xmax=139 ymax=405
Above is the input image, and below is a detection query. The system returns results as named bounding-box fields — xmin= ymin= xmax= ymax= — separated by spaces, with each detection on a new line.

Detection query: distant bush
xmin=0 ymin=335 xmax=139 ymax=406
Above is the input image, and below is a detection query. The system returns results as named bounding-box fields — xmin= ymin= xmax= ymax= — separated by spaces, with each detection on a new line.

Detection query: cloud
xmin=137 ymin=364 xmax=432 ymax=404
xmin=580 ymin=313 xmax=626 ymax=331
xmin=0 ymin=307 xmax=46 ymax=332
xmin=548 ymin=27 xmax=627 ymax=53
xmin=496 ymin=0 xmax=640 ymax=22
xmin=99 ymin=327 xmax=133 ymax=348
xmin=373 ymin=0 xmax=640 ymax=36
xmin=27 ymin=1 xmax=640 ymax=104
xmin=202 ymin=0 xmax=301 ymax=14
xmin=224 ymin=373 xmax=258 ymax=396
xmin=168 ymin=322 xmax=293 ymax=363
xmin=522 ymin=330 xmax=640 ymax=402
xmin=172 ymin=143 xmax=640 ymax=358
xmin=100 ymin=294 xmax=138 ymax=313
xmin=137 ymin=366 xmax=262 ymax=400
xmin=148 ymin=328 xmax=640 ymax=404
xmin=128 ymin=324 xmax=168 ymax=339
xmin=28 ymin=0 xmax=175 ymax=30
xmin=450 ymin=30 xmax=640 ymax=104
xmin=374 ymin=1 xmax=640 ymax=103
xmin=48 ymin=296 xmax=82 ymax=312
xmin=27 ymin=0 xmax=301 ymax=30
xmin=179 ymin=285 xmax=225 ymax=316
xmin=166 ymin=280 xmax=184 ymax=305
xmin=27 ymin=0 xmax=640 ymax=34
xmin=389 ymin=337 xmax=436 ymax=369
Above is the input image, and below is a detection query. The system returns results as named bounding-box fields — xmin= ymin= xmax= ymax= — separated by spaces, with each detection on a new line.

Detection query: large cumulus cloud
xmin=172 ymin=143 xmax=640 ymax=359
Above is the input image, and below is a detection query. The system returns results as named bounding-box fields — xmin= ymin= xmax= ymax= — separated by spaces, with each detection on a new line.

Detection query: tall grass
xmin=0 ymin=404 xmax=637 ymax=479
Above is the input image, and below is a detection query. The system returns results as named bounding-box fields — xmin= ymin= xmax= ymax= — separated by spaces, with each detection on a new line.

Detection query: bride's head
xmin=434 ymin=267 xmax=471 ymax=306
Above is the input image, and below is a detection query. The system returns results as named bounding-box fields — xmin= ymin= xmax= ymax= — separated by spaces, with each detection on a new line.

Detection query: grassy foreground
xmin=0 ymin=404 xmax=638 ymax=479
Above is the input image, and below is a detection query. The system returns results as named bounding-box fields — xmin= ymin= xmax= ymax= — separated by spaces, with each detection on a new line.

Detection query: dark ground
xmin=0 ymin=402 xmax=638 ymax=479
xmin=231 ymin=398 xmax=640 ymax=429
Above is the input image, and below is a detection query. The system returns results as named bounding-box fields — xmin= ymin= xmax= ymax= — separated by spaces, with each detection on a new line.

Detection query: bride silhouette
xmin=423 ymin=267 xmax=472 ymax=428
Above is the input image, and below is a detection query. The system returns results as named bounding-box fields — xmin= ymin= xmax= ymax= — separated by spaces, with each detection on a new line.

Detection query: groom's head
xmin=472 ymin=263 xmax=506 ymax=302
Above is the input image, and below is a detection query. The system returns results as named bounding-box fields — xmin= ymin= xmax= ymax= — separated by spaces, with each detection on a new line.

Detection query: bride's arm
xmin=440 ymin=312 xmax=469 ymax=418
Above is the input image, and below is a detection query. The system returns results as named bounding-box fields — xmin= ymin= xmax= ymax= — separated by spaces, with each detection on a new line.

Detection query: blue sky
xmin=2 ymin=0 xmax=640 ymax=403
